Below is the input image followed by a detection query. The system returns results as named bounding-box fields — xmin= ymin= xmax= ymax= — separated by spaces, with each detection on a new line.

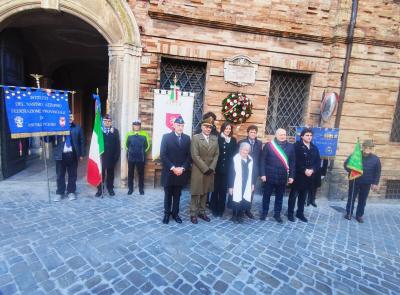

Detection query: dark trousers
xmin=210 ymin=173 xmax=228 ymax=215
xmin=346 ymin=181 xmax=370 ymax=217
xmin=287 ymin=188 xmax=307 ymax=217
xmin=128 ymin=161 xmax=145 ymax=192
xmin=164 ymin=185 xmax=182 ymax=216
xmin=56 ymin=152 xmax=78 ymax=195
xmin=262 ymin=182 xmax=285 ymax=216
xmin=97 ymin=167 xmax=115 ymax=192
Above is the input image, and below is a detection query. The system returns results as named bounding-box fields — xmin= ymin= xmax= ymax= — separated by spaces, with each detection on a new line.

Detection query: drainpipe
xmin=334 ymin=0 xmax=358 ymax=129
xmin=329 ymin=0 xmax=358 ymax=173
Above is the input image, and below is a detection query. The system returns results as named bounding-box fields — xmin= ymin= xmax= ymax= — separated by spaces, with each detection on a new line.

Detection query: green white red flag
xmin=87 ymin=94 xmax=104 ymax=186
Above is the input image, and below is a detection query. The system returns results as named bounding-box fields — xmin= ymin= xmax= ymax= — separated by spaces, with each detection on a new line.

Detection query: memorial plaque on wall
xmin=224 ymin=55 xmax=258 ymax=86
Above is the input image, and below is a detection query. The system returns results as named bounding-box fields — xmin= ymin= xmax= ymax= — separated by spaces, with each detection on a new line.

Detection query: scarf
xmin=232 ymin=153 xmax=253 ymax=203
xmin=220 ymin=133 xmax=231 ymax=143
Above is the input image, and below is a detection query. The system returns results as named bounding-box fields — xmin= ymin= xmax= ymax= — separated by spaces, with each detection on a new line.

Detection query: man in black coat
xmin=344 ymin=139 xmax=381 ymax=223
xmin=160 ymin=116 xmax=191 ymax=224
xmin=288 ymin=128 xmax=321 ymax=223
xmin=50 ymin=113 xmax=85 ymax=202
xmin=260 ymin=128 xmax=295 ymax=223
xmin=237 ymin=125 xmax=262 ymax=219
xmin=95 ymin=114 xmax=120 ymax=197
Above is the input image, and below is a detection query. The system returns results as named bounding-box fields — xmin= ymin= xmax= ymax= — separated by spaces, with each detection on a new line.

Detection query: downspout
xmin=334 ymin=0 xmax=358 ymax=129
xmin=329 ymin=0 xmax=358 ymax=173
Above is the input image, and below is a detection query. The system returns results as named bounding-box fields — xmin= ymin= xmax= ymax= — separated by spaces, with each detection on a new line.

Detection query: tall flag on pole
xmin=169 ymin=75 xmax=180 ymax=101
xmin=346 ymin=139 xmax=363 ymax=180
xmin=87 ymin=94 xmax=104 ymax=186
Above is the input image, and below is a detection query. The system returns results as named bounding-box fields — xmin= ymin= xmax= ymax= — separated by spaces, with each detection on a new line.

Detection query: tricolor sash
xmin=269 ymin=139 xmax=289 ymax=173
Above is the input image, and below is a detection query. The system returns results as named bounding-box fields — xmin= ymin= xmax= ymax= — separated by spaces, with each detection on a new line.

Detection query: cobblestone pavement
xmin=0 ymin=181 xmax=399 ymax=295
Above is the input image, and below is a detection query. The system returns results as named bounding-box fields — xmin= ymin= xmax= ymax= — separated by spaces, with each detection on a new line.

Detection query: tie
xmin=178 ymin=135 xmax=181 ymax=146
xmin=250 ymin=140 xmax=254 ymax=152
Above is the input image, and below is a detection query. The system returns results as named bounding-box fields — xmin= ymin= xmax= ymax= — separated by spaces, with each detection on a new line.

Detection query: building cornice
xmin=148 ymin=10 xmax=399 ymax=49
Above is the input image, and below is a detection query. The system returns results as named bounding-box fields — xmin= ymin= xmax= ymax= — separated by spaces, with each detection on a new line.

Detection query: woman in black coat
xmin=210 ymin=121 xmax=237 ymax=217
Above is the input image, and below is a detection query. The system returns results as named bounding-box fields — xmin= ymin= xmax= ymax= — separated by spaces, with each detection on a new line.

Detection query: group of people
xmin=50 ymin=111 xmax=381 ymax=225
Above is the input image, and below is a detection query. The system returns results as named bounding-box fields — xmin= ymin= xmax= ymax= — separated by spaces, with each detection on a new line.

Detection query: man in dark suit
xmin=160 ymin=116 xmax=191 ymax=224
xmin=288 ymin=128 xmax=320 ymax=223
xmin=237 ymin=125 xmax=262 ymax=219
xmin=260 ymin=128 xmax=295 ymax=223
xmin=50 ymin=113 xmax=85 ymax=202
xmin=95 ymin=114 xmax=120 ymax=197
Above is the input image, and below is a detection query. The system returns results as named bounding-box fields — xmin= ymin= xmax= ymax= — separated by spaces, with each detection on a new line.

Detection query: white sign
xmin=152 ymin=89 xmax=195 ymax=159
xmin=224 ymin=55 xmax=258 ymax=86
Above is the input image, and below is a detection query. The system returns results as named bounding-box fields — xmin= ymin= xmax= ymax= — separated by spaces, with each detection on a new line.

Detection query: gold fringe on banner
xmin=11 ymin=131 xmax=70 ymax=139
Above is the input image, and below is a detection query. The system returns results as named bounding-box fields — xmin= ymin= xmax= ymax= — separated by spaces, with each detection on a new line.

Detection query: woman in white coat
xmin=228 ymin=142 xmax=256 ymax=223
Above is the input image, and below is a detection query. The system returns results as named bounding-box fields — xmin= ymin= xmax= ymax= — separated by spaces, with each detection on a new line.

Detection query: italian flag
xmin=87 ymin=95 xmax=104 ymax=186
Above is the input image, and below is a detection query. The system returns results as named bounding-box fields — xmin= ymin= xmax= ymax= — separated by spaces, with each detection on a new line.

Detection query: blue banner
xmin=3 ymin=87 xmax=70 ymax=138
xmin=295 ymin=127 xmax=339 ymax=158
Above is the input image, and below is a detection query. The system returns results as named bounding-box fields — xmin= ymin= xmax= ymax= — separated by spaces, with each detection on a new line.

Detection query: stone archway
xmin=0 ymin=0 xmax=142 ymax=185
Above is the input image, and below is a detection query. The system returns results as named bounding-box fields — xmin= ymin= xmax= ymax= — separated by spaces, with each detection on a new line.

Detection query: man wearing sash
xmin=260 ymin=128 xmax=295 ymax=223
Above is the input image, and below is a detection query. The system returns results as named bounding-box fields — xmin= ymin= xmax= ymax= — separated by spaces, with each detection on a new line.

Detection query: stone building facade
xmin=0 ymin=0 xmax=399 ymax=199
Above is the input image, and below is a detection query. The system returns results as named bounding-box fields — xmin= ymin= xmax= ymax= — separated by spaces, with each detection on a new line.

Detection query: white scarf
xmin=232 ymin=153 xmax=253 ymax=203
xmin=220 ymin=133 xmax=231 ymax=143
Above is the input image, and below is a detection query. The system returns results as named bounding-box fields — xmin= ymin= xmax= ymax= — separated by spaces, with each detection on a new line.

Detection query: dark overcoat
xmin=293 ymin=140 xmax=321 ymax=190
xmin=215 ymin=136 xmax=237 ymax=175
xmin=102 ymin=128 xmax=121 ymax=168
xmin=50 ymin=123 xmax=85 ymax=161
xmin=160 ymin=131 xmax=191 ymax=186
xmin=190 ymin=133 xmax=219 ymax=195
xmin=260 ymin=140 xmax=295 ymax=185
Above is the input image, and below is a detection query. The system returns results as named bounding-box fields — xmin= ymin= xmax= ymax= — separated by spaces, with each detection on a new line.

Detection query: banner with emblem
xmin=152 ymin=89 xmax=194 ymax=159
xmin=2 ymin=86 xmax=70 ymax=138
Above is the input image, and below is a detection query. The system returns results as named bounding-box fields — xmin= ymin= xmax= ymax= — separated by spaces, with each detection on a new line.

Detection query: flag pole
xmin=349 ymin=179 xmax=356 ymax=219
xmin=30 ymin=74 xmax=51 ymax=204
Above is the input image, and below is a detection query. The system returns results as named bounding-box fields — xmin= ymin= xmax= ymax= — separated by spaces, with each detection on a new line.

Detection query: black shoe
xmin=139 ymin=190 xmax=144 ymax=195
xmin=344 ymin=214 xmax=352 ymax=220
xmin=356 ymin=216 xmax=364 ymax=223
xmin=296 ymin=214 xmax=308 ymax=223
xmin=95 ymin=190 xmax=102 ymax=197
xmin=260 ymin=213 xmax=267 ymax=221
xmin=190 ymin=216 xmax=198 ymax=224
xmin=108 ymin=189 xmax=115 ymax=196
xmin=173 ymin=215 xmax=183 ymax=224
xmin=212 ymin=211 xmax=218 ymax=217
xmin=128 ymin=189 xmax=133 ymax=195
xmin=274 ymin=215 xmax=283 ymax=223
xmin=288 ymin=215 xmax=295 ymax=222
xmin=310 ymin=201 xmax=317 ymax=207
xmin=162 ymin=214 xmax=170 ymax=224
xmin=245 ymin=211 xmax=254 ymax=219
xmin=230 ymin=215 xmax=238 ymax=223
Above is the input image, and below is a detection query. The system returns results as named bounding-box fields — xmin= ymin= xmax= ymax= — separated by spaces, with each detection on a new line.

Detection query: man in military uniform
xmin=160 ymin=116 xmax=191 ymax=224
xmin=95 ymin=114 xmax=120 ymax=197
xmin=190 ymin=117 xmax=219 ymax=224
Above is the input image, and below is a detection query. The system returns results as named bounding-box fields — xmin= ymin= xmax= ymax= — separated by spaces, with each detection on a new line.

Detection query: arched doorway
xmin=0 ymin=0 xmax=142 ymax=185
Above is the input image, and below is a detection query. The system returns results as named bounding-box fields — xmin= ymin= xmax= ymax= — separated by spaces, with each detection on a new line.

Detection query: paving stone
xmin=66 ymin=256 xmax=86 ymax=270
xmin=255 ymin=270 xmax=280 ymax=288
xmin=0 ymin=262 xmax=8 ymax=276
xmin=58 ymin=271 xmax=78 ymax=289
xmin=126 ymin=270 xmax=147 ymax=287
xmin=213 ymin=280 xmax=228 ymax=293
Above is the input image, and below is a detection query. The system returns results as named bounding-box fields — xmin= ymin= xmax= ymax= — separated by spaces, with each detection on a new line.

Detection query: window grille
xmin=266 ymin=71 xmax=311 ymax=136
xmin=386 ymin=180 xmax=400 ymax=199
xmin=390 ymin=90 xmax=400 ymax=142
xmin=160 ymin=57 xmax=206 ymax=133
